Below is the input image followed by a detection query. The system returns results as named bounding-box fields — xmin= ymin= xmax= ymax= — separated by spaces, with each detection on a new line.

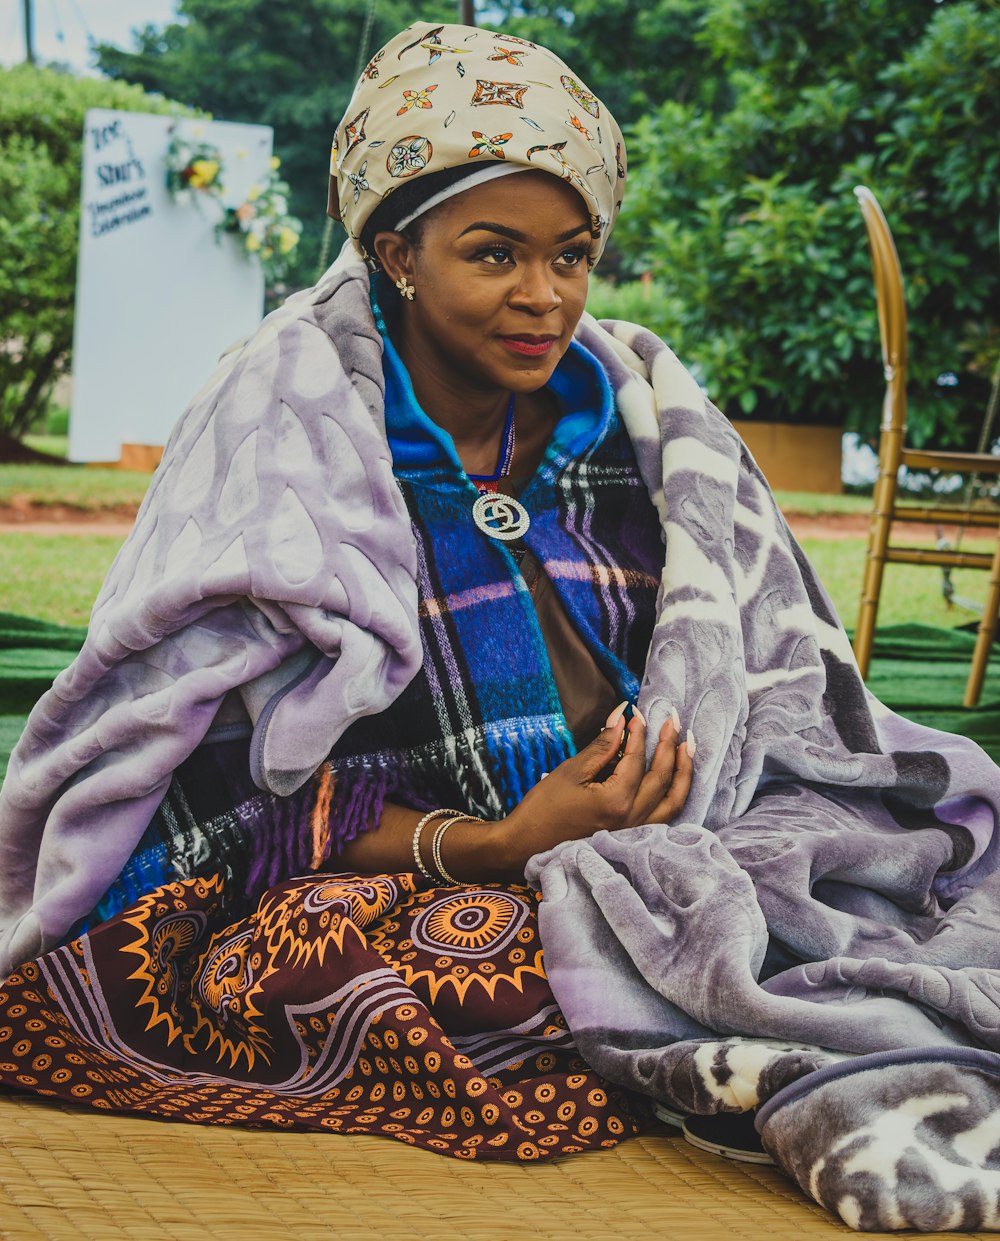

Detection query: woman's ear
xmin=372 ymin=231 xmax=415 ymax=288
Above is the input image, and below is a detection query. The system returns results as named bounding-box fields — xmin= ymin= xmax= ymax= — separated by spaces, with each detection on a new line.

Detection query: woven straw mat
xmin=3 ymin=1093 xmax=992 ymax=1241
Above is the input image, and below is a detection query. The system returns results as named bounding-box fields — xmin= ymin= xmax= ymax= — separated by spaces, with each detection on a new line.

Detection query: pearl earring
xmin=395 ymin=276 xmax=415 ymax=301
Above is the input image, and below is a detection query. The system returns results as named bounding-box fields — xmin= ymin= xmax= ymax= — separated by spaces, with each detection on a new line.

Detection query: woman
xmin=333 ymin=150 xmax=695 ymax=884
xmin=5 ymin=21 xmax=1000 ymax=1228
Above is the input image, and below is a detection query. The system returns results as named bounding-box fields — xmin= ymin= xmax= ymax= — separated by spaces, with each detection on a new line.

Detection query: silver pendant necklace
xmin=472 ymin=492 xmax=531 ymax=541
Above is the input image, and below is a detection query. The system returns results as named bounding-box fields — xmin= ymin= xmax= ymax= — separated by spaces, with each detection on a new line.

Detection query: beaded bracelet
xmin=411 ymin=808 xmax=464 ymax=885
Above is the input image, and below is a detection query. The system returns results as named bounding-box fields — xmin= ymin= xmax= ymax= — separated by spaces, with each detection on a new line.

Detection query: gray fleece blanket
xmin=5 ymin=246 xmax=1000 ymax=1229
xmin=527 ymin=319 xmax=1000 ymax=1229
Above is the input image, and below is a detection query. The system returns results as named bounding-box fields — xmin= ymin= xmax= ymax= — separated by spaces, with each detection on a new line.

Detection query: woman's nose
xmin=508 ymin=263 xmax=561 ymax=313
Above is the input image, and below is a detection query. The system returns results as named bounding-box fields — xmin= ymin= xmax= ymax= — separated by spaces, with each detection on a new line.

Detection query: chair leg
xmin=964 ymin=523 xmax=1000 ymax=708
xmin=855 ymin=550 xmax=886 ymax=680
xmin=855 ymin=494 xmax=894 ymax=679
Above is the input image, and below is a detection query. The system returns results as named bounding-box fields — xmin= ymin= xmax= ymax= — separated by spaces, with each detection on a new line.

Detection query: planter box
xmin=734 ymin=421 xmax=843 ymax=494
xmin=118 ymin=442 xmax=165 ymax=472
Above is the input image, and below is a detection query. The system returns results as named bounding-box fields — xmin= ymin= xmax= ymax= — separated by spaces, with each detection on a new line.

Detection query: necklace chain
xmin=468 ymin=394 xmax=516 ymax=494
xmin=468 ymin=394 xmax=531 ymax=541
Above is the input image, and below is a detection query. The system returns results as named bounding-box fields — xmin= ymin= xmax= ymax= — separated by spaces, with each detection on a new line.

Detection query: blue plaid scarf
xmin=321 ymin=290 xmax=665 ymax=840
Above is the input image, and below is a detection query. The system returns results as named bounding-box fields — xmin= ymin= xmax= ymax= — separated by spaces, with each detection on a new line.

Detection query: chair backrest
xmin=854 ymin=186 xmax=908 ymax=437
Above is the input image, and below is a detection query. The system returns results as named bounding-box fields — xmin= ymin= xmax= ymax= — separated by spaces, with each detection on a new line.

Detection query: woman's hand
xmin=494 ymin=705 xmax=693 ymax=876
xmin=336 ymin=705 xmax=693 ymax=885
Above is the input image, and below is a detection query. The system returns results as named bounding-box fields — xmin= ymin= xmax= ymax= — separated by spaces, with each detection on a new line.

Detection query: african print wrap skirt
xmin=0 ymin=870 xmax=649 ymax=1159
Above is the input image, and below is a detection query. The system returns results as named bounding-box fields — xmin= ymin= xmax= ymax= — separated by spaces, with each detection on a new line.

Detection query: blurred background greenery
xmin=3 ymin=0 xmax=998 ymax=650
xmin=1 ymin=0 xmax=997 ymax=458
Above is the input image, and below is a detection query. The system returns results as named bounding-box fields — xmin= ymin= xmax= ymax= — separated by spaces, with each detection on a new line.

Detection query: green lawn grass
xmin=774 ymin=490 xmax=872 ymax=516
xmin=0 ymin=464 xmax=151 ymax=510
xmin=801 ymin=537 xmax=993 ymax=633
xmin=0 ymin=533 xmax=125 ymax=626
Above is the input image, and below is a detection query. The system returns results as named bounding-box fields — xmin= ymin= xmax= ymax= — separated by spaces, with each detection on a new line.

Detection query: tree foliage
xmin=0 ymin=66 xmax=188 ymax=444
xmin=607 ymin=0 xmax=1000 ymax=443
xmin=491 ymin=0 xmax=725 ymax=124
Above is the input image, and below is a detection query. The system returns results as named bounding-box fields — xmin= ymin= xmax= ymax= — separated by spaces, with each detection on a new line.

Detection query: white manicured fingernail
xmin=540 ymin=771 xmax=549 ymax=779
xmin=670 ymin=706 xmax=681 ymax=733
xmin=686 ymin=729 xmax=697 ymax=758
xmin=605 ymin=701 xmax=627 ymax=728
xmin=631 ymin=705 xmax=646 ymax=727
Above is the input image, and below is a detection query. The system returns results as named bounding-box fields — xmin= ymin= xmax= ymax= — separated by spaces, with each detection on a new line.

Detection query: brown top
xmin=517 ymin=547 xmax=619 ymax=749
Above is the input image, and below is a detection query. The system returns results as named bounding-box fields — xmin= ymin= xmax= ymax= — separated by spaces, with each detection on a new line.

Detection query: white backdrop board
xmin=70 ymin=110 xmax=273 ymax=462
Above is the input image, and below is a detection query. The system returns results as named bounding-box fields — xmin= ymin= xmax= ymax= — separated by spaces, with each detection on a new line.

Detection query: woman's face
xmin=375 ymin=171 xmax=594 ymax=400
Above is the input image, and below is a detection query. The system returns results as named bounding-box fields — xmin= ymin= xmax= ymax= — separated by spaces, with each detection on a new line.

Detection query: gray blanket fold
xmin=527 ymin=321 xmax=1000 ymax=1230
xmin=758 ymin=1050 xmax=1000 ymax=1230
xmin=0 ymin=248 xmax=423 ymax=970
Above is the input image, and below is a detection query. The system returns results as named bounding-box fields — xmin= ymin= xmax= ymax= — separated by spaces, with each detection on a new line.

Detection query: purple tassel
xmin=244 ymin=783 xmax=313 ymax=894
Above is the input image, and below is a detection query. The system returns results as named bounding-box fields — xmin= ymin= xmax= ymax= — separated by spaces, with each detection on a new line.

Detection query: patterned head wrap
xmin=329 ymin=21 xmax=627 ymax=264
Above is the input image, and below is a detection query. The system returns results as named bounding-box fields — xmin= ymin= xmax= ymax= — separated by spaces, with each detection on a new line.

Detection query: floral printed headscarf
xmin=329 ymin=21 xmax=627 ymax=264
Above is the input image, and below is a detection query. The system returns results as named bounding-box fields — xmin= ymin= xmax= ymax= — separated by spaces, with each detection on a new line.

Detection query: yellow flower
xmin=188 ymin=158 xmax=219 ymax=188
xmin=278 ymin=226 xmax=299 ymax=254
xmin=247 ymin=184 xmax=261 ymax=202
xmin=245 ymin=233 xmax=262 ymax=252
xmin=270 ymin=155 xmax=281 ymax=170
xmin=262 ymin=246 xmax=274 ymax=260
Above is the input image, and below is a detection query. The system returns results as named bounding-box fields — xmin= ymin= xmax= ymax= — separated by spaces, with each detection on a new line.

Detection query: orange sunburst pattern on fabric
xmin=121 ymin=876 xmax=220 ymax=1047
xmin=259 ymin=875 xmax=405 ymax=968
xmin=0 ymin=871 xmax=650 ymax=1160
xmin=368 ymin=887 xmax=547 ymax=1007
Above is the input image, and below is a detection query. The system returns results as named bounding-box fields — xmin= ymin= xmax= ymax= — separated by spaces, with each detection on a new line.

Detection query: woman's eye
xmin=479 ymin=247 xmax=513 ymax=265
xmin=557 ymin=248 xmax=590 ymax=268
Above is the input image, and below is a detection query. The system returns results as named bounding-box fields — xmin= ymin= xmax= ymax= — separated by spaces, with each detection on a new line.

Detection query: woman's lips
xmin=499 ymin=335 xmax=558 ymax=357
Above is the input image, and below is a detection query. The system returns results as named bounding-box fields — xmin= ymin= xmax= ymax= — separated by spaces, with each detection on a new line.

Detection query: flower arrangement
xmin=165 ymin=130 xmax=224 ymax=198
xmin=166 ymin=132 xmax=301 ymax=282
xmin=217 ymin=157 xmax=302 ymax=281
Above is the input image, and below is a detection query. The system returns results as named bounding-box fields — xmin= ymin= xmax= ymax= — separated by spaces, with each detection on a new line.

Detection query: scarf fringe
xmin=244 ymin=788 xmax=315 ymax=895
xmin=309 ymin=765 xmax=336 ymax=869
xmin=82 ymin=844 xmax=170 ymax=932
xmin=326 ymin=719 xmax=574 ymax=858
xmin=483 ymin=721 xmax=575 ymax=809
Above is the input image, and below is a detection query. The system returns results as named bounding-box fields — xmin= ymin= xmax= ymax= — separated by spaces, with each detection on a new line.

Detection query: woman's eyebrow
xmin=456 ymin=221 xmax=592 ymax=243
